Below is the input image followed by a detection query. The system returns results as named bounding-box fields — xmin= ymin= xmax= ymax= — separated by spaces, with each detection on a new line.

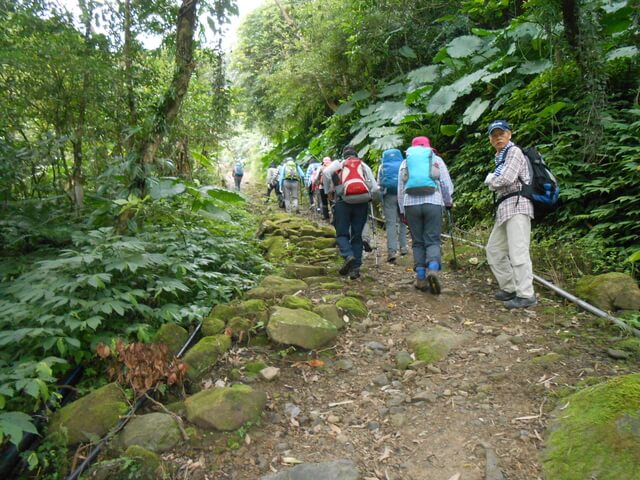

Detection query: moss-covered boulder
xmin=320 ymin=282 xmax=344 ymax=290
xmin=153 ymin=323 xmax=189 ymax=355
xmin=227 ymin=316 xmax=253 ymax=338
xmin=118 ymin=413 xmax=181 ymax=453
xmin=281 ymin=295 xmax=314 ymax=311
xmin=182 ymin=335 xmax=231 ymax=380
xmin=184 ymin=385 xmax=266 ymax=431
xmin=305 ymin=276 xmax=339 ymax=285
xmin=336 ymin=296 xmax=368 ymax=319
xmin=543 ymin=374 xmax=640 ymax=479
xmin=313 ymin=304 xmax=345 ymax=330
xmin=575 ymin=272 xmax=640 ymax=312
xmin=244 ymin=276 xmax=308 ymax=300
xmin=262 ymin=235 xmax=288 ymax=261
xmin=209 ymin=299 xmax=268 ymax=323
xmin=202 ymin=316 xmax=225 ymax=336
xmin=267 ymin=307 xmax=338 ymax=349
xmin=284 ymin=263 xmax=327 ymax=279
xmin=406 ymin=326 xmax=472 ymax=364
xmin=123 ymin=445 xmax=164 ymax=479
xmin=49 ymin=383 xmax=128 ymax=446
xmin=298 ymin=238 xmax=337 ymax=250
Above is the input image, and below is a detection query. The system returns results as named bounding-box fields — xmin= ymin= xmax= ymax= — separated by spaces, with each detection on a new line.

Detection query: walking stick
xmin=446 ymin=207 xmax=458 ymax=269
xmin=370 ymin=202 xmax=379 ymax=269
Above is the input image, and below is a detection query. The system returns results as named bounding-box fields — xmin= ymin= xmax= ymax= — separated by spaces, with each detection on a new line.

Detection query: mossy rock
xmin=532 ymin=352 xmax=565 ymax=369
xmin=336 ymin=296 xmax=368 ymax=319
xmin=248 ymin=334 xmax=270 ymax=347
xmin=182 ymin=335 xmax=232 ymax=380
xmin=267 ymin=306 xmax=338 ymax=349
xmin=118 ymin=413 xmax=181 ymax=453
xmin=245 ymin=361 xmax=268 ymax=375
xmin=614 ymin=338 xmax=640 ymax=358
xmin=543 ymin=374 xmax=640 ymax=479
xmin=244 ymin=276 xmax=308 ymax=300
xmin=281 ymin=295 xmax=314 ymax=311
xmin=202 ymin=316 xmax=226 ymax=336
xmin=320 ymin=282 xmax=344 ymax=290
xmin=575 ymin=272 xmax=640 ymax=312
xmin=305 ymin=276 xmax=340 ymax=285
xmin=406 ymin=326 xmax=472 ymax=364
xmin=153 ymin=323 xmax=189 ymax=355
xmin=123 ymin=445 xmax=164 ymax=479
xmin=313 ymin=304 xmax=344 ymax=330
xmin=165 ymin=401 xmax=187 ymax=417
xmin=227 ymin=316 xmax=254 ymax=338
xmin=184 ymin=384 xmax=266 ymax=431
xmin=210 ymin=299 xmax=268 ymax=322
xmin=263 ymin=236 xmax=288 ymax=261
xmin=283 ymin=263 xmax=327 ymax=279
xmin=298 ymin=238 xmax=337 ymax=250
xmin=49 ymin=383 xmax=128 ymax=446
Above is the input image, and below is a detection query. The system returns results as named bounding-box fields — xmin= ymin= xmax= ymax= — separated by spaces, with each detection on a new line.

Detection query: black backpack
xmin=496 ymin=146 xmax=560 ymax=219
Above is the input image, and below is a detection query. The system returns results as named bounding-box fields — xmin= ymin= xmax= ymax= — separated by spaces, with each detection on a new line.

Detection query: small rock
xmin=367 ymin=421 xmax=380 ymax=431
xmin=442 ymin=389 xmax=452 ymax=396
xmin=390 ymin=413 xmax=407 ymax=427
xmin=426 ymin=365 xmax=441 ymax=374
xmin=411 ymin=391 xmax=436 ymax=403
xmin=469 ymin=257 xmax=479 ymax=265
xmin=366 ymin=341 xmax=387 ymax=351
xmin=395 ymin=351 xmax=413 ymax=370
xmin=495 ymin=334 xmax=511 ymax=345
xmin=510 ymin=336 xmax=525 ymax=345
xmin=607 ymin=348 xmax=630 ymax=360
xmin=403 ymin=370 xmax=417 ymax=382
xmin=386 ymin=396 xmax=404 ymax=407
xmin=260 ymin=366 xmax=280 ymax=381
xmin=284 ymin=403 xmax=301 ymax=419
xmin=372 ymin=374 xmax=390 ymax=386
xmin=334 ymin=358 xmax=354 ymax=371
xmin=327 ymin=415 xmax=340 ymax=424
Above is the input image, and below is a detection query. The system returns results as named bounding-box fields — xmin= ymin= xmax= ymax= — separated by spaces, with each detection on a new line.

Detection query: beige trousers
xmin=486 ymin=214 xmax=534 ymax=298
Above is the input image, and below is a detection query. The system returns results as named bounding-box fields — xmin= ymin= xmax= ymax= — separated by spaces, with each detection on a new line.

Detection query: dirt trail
xmin=166 ymin=186 xmax=631 ymax=480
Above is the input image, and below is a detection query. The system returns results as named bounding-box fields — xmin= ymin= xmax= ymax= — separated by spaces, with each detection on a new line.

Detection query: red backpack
xmin=335 ymin=157 xmax=372 ymax=204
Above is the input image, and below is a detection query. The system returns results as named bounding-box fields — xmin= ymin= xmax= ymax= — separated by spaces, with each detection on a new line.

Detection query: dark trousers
xmin=334 ymin=200 xmax=368 ymax=268
xmin=319 ymin=189 xmax=330 ymax=220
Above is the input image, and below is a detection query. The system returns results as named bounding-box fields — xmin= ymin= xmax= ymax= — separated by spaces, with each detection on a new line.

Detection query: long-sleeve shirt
xmin=397 ymin=154 xmax=454 ymax=214
xmin=322 ymin=159 xmax=379 ymax=201
xmin=304 ymin=162 xmax=320 ymax=187
xmin=278 ymin=164 xmax=305 ymax=190
xmin=266 ymin=167 xmax=278 ymax=185
xmin=486 ymin=145 xmax=533 ymax=225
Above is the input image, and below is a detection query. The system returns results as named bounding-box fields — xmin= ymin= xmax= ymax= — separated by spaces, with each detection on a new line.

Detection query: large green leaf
xmin=440 ymin=124 xmax=459 ymax=136
xmin=350 ymin=128 xmax=371 ymax=146
xmin=149 ymin=179 xmax=186 ymax=199
xmin=606 ymin=46 xmax=639 ymax=61
xmin=369 ymin=126 xmax=398 ymax=138
xmin=517 ymin=60 xmax=552 ymax=75
xmin=371 ymin=135 xmax=404 ymax=151
xmin=446 ymin=35 xmax=484 ymax=59
xmin=190 ymin=151 xmax=213 ymax=168
xmin=379 ymin=83 xmax=406 ymax=98
xmin=536 ymin=101 xmax=567 ymax=119
xmin=481 ymin=66 xmax=516 ymax=83
xmin=336 ymin=102 xmax=355 ymax=116
xmin=351 ymin=90 xmax=372 ymax=102
xmin=427 ymin=85 xmax=459 ymax=115
xmin=200 ymin=186 xmax=244 ymax=203
xmin=0 ymin=411 xmax=39 ymax=447
xmin=398 ymin=45 xmax=417 ymax=59
xmin=375 ymin=101 xmax=414 ymax=124
xmin=462 ymin=98 xmax=491 ymax=125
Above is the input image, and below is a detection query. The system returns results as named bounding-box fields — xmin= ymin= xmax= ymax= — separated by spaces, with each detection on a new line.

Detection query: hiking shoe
xmin=400 ymin=249 xmax=408 ymax=256
xmin=363 ymin=240 xmax=373 ymax=252
xmin=414 ymin=278 xmax=428 ymax=291
xmin=504 ymin=296 xmax=537 ymax=309
xmin=494 ymin=289 xmax=516 ymax=301
xmin=427 ymin=271 xmax=441 ymax=295
xmin=339 ymin=256 xmax=356 ymax=276
xmin=387 ymin=252 xmax=397 ymax=263
xmin=349 ymin=268 xmax=361 ymax=280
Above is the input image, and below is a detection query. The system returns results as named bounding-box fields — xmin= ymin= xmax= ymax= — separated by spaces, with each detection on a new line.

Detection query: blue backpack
xmin=234 ymin=161 xmax=244 ymax=176
xmin=379 ymin=149 xmax=403 ymax=195
xmin=405 ymin=146 xmax=438 ymax=195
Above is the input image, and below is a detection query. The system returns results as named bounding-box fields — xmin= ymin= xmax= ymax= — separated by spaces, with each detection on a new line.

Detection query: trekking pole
xmin=445 ymin=207 xmax=458 ymax=269
xmin=370 ymin=202 xmax=379 ymax=269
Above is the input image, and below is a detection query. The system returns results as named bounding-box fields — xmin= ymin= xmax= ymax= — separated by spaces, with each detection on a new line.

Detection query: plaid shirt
xmin=489 ymin=145 xmax=533 ymax=226
xmin=397 ymin=154 xmax=454 ymax=214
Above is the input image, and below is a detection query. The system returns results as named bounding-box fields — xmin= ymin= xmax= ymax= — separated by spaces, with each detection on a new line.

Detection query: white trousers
xmin=486 ymin=214 xmax=534 ymax=298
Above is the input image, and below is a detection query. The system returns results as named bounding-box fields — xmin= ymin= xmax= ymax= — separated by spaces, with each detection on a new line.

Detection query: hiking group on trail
xmin=261 ymin=119 xmax=559 ymax=309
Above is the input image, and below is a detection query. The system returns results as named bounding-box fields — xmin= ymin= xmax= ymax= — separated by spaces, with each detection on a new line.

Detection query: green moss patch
xmin=543 ymin=374 xmax=640 ymax=479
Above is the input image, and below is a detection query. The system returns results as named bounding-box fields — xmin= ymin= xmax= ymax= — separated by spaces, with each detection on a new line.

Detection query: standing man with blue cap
xmin=484 ymin=120 xmax=537 ymax=309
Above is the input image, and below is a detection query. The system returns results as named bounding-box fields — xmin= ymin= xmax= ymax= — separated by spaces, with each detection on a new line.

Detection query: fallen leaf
xmin=282 ymin=457 xmax=303 ymax=465
xmin=378 ymin=446 xmax=392 ymax=461
xmin=447 ymin=474 xmax=461 ymax=480
xmin=307 ymin=359 xmax=324 ymax=367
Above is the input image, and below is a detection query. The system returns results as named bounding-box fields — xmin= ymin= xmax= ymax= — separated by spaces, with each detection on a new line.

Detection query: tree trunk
xmin=561 ymin=0 xmax=580 ymax=53
xmin=134 ymin=0 xmax=199 ymax=193
xmin=123 ymin=0 xmax=137 ymax=128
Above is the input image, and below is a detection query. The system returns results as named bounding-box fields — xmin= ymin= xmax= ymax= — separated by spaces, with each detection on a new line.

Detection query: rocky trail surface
xmin=156 ymin=185 xmax=638 ymax=480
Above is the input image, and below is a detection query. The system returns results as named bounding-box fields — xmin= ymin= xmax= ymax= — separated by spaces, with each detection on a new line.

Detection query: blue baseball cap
xmin=487 ymin=120 xmax=511 ymax=134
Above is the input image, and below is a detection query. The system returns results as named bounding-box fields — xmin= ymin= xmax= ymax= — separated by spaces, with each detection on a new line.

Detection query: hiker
xmin=265 ymin=162 xmax=278 ymax=201
xmin=278 ymin=157 xmax=305 ymax=213
xmin=311 ymin=156 xmax=332 ymax=220
xmin=484 ymin=120 xmax=537 ymax=309
xmin=323 ymin=145 xmax=379 ymax=280
xmin=304 ymin=158 xmax=321 ymax=208
xmin=398 ymin=136 xmax=454 ymax=294
xmin=378 ymin=148 xmax=408 ymax=262
xmin=232 ymin=160 xmax=244 ymax=191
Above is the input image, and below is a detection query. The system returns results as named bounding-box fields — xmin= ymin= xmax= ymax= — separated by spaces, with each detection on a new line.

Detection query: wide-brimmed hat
xmin=411 ymin=136 xmax=431 ymax=148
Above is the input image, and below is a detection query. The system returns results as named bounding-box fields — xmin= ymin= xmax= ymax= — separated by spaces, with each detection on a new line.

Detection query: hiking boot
xmin=427 ymin=271 xmax=441 ymax=295
xmin=426 ymin=261 xmax=441 ymax=295
xmin=504 ymin=295 xmax=537 ymax=309
xmin=339 ymin=256 xmax=356 ymax=276
xmin=349 ymin=268 xmax=361 ymax=280
xmin=387 ymin=252 xmax=397 ymax=263
xmin=414 ymin=278 xmax=429 ymax=291
xmin=400 ymin=248 xmax=408 ymax=256
xmin=363 ymin=240 xmax=373 ymax=252
xmin=494 ymin=289 xmax=516 ymax=301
